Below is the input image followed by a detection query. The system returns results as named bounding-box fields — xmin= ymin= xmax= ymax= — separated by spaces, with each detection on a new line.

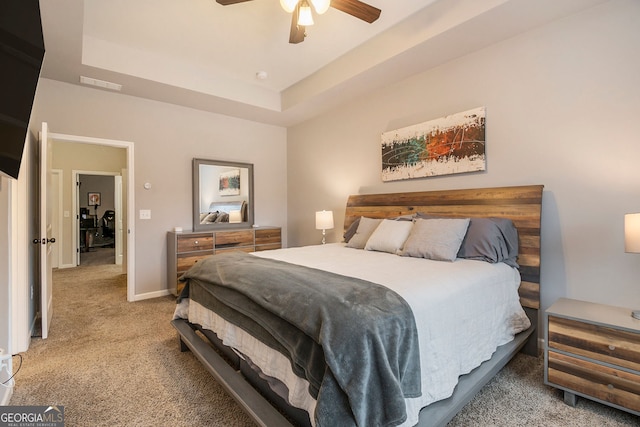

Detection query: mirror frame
xmin=192 ymin=158 xmax=254 ymax=231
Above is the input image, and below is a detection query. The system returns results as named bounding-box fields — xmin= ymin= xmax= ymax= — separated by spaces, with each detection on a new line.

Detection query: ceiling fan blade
xmin=330 ymin=0 xmax=381 ymax=23
xmin=216 ymin=0 xmax=253 ymax=5
xmin=289 ymin=4 xmax=306 ymax=44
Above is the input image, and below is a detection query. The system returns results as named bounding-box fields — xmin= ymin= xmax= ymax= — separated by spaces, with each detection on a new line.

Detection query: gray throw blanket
xmin=180 ymin=251 xmax=421 ymax=427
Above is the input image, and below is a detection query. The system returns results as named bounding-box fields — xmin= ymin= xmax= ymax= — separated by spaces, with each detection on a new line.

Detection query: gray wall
xmin=31 ymin=79 xmax=288 ymax=296
xmin=287 ymin=0 xmax=640 ymax=314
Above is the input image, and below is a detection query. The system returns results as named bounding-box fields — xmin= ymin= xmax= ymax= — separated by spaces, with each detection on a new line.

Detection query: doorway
xmin=44 ymin=128 xmax=135 ymax=301
xmin=78 ymin=174 xmax=118 ymax=266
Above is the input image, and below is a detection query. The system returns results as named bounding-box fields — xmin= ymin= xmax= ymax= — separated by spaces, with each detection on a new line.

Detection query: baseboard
xmin=0 ymin=385 xmax=13 ymax=406
xmin=132 ymin=289 xmax=171 ymax=301
xmin=58 ymin=263 xmax=76 ymax=269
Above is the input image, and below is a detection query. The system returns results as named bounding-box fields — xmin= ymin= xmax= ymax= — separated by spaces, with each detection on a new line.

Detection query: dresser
xmin=545 ymin=298 xmax=640 ymax=415
xmin=167 ymin=226 xmax=281 ymax=296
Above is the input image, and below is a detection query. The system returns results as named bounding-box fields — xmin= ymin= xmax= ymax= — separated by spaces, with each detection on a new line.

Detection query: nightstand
xmin=544 ymin=298 xmax=640 ymax=415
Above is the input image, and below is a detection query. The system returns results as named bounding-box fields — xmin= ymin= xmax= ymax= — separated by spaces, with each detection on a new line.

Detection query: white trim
xmin=0 ymin=385 xmax=12 ymax=406
xmin=51 ymin=169 xmax=63 ymax=269
xmin=72 ymin=170 xmax=119 ymax=266
xmin=47 ymin=132 xmax=136 ymax=301
xmin=131 ymin=289 xmax=171 ymax=301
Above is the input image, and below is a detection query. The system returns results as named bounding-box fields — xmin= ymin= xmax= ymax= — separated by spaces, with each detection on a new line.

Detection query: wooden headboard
xmin=344 ymin=185 xmax=544 ymax=312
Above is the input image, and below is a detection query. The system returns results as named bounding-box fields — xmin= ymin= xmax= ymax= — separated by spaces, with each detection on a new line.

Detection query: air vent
xmin=80 ymin=76 xmax=122 ymax=91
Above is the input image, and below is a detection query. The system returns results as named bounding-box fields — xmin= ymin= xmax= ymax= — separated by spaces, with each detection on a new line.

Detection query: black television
xmin=0 ymin=1 xmax=45 ymax=179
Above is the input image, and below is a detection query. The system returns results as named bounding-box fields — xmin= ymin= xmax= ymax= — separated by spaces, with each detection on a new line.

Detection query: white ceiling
xmin=38 ymin=0 xmax=607 ymax=127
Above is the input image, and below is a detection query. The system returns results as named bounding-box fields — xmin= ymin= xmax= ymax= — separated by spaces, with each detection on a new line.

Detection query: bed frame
xmin=172 ymin=184 xmax=544 ymax=427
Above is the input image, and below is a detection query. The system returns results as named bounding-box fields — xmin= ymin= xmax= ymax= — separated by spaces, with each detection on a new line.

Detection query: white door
xmin=114 ymin=175 xmax=123 ymax=266
xmin=39 ymin=122 xmax=54 ymax=339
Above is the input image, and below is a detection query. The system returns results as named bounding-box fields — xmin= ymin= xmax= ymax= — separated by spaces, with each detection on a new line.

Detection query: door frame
xmin=51 ymin=169 xmax=62 ymax=269
xmin=48 ymin=131 xmax=136 ymax=301
xmin=73 ymin=171 xmax=121 ymax=266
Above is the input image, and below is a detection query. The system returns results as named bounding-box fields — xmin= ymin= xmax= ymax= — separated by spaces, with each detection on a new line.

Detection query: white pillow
xmin=401 ymin=218 xmax=470 ymax=261
xmin=346 ymin=217 xmax=383 ymax=249
xmin=364 ymin=219 xmax=414 ymax=254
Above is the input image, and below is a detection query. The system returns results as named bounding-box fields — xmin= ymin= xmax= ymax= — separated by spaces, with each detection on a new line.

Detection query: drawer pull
xmin=608 ymin=345 xmax=616 ymax=351
xmin=194 ymin=240 xmax=199 ymax=245
xmin=607 ymin=384 xmax=614 ymax=390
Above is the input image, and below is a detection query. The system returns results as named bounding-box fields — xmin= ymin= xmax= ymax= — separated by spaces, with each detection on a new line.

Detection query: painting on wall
xmin=88 ymin=192 xmax=101 ymax=206
xmin=219 ymin=169 xmax=241 ymax=196
xmin=381 ymin=107 xmax=486 ymax=182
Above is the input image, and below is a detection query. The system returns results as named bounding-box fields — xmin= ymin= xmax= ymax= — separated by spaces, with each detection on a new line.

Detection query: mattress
xmin=176 ymin=243 xmax=530 ymax=427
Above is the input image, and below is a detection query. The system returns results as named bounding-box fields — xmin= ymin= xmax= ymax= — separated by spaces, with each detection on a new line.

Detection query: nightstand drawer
xmin=177 ymin=234 xmax=214 ymax=252
xmin=548 ymin=350 xmax=640 ymax=412
xmin=548 ymin=316 xmax=640 ymax=372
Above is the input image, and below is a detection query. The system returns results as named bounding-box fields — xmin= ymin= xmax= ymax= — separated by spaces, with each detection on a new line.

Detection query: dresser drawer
xmin=255 ymin=243 xmax=281 ymax=251
xmin=215 ymin=246 xmax=255 ymax=254
xmin=548 ymin=316 xmax=640 ymax=371
xmin=548 ymin=350 xmax=640 ymax=412
xmin=177 ymin=234 xmax=214 ymax=252
xmin=255 ymin=228 xmax=281 ymax=245
xmin=215 ymin=230 xmax=254 ymax=248
xmin=177 ymin=253 xmax=212 ymax=272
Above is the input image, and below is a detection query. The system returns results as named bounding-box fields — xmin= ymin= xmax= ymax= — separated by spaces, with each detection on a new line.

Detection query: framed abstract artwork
xmin=381 ymin=107 xmax=486 ymax=182
xmin=219 ymin=169 xmax=241 ymax=196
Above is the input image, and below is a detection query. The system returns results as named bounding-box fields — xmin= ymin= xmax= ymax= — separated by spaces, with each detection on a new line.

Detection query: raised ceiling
xmin=38 ymin=0 xmax=606 ymax=126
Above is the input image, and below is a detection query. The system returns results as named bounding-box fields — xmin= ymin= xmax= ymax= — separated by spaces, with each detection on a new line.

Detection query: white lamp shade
xmin=298 ymin=2 xmax=314 ymax=26
xmin=625 ymin=213 xmax=640 ymax=253
xmin=280 ymin=0 xmax=299 ymax=13
xmin=229 ymin=210 xmax=242 ymax=224
xmin=311 ymin=0 xmax=330 ymax=14
xmin=315 ymin=210 xmax=334 ymax=230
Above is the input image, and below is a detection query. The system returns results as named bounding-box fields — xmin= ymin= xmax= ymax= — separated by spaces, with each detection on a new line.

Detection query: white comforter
xmin=179 ymin=243 xmax=530 ymax=427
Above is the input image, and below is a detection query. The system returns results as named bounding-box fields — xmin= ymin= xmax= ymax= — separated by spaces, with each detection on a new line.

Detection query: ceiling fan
xmin=215 ymin=0 xmax=382 ymax=44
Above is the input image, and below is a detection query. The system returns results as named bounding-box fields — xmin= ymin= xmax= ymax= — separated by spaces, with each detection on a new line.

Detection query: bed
xmin=172 ymin=184 xmax=543 ymax=427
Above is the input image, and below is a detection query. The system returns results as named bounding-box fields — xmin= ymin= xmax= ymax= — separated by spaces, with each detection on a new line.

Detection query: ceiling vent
xmin=80 ymin=76 xmax=122 ymax=91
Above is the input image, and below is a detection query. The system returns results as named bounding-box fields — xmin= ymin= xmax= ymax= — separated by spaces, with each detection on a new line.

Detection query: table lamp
xmin=229 ymin=210 xmax=242 ymax=223
xmin=624 ymin=213 xmax=640 ymax=319
xmin=315 ymin=210 xmax=334 ymax=244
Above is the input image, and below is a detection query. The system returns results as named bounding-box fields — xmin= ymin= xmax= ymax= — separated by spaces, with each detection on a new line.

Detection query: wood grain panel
xmin=215 ymin=230 xmax=254 ymax=247
xmin=255 ymin=228 xmax=281 ymax=245
xmin=344 ymin=185 xmax=543 ymax=311
xmin=255 ymin=243 xmax=282 ymax=251
xmin=215 ymin=246 xmax=255 ymax=254
xmin=177 ymin=253 xmax=212 ymax=272
xmin=548 ymin=351 xmax=640 ymax=412
xmin=177 ymin=234 xmax=214 ymax=252
xmin=548 ymin=316 xmax=640 ymax=371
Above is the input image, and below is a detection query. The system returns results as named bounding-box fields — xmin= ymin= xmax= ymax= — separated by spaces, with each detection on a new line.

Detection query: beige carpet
xmin=9 ymin=265 xmax=639 ymax=426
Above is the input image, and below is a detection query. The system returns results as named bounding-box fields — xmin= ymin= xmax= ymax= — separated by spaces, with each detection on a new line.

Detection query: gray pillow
xmin=401 ymin=218 xmax=470 ymax=261
xmin=343 ymin=217 xmax=361 ymax=243
xmin=415 ymin=213 xmax=519 ymax=267
xmin=346 ymin=217 xmax=382 ymax=249
xmin=457 ymin=217 xmax=519 ymax=267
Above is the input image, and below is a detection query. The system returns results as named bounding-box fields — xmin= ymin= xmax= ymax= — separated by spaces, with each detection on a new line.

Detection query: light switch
xmin=139 ymin=209 xmax=151 ymax=220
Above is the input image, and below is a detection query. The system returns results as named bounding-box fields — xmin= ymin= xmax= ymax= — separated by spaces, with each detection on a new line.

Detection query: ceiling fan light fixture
xmin=280 ymin=0 xmax=299 ymax=13
xmin=310 ymin=0 xmax=330 ymax=14
xmin=298 ymin=1 xmax=314 ymax=26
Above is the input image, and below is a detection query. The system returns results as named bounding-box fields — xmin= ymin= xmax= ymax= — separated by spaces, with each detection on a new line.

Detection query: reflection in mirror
xmin=193 ymin=158 xmax=254 ymax=231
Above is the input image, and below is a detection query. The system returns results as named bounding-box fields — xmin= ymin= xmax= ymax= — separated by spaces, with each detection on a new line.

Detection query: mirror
xmin=192 ymin=158 xmax=254 ymax=231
